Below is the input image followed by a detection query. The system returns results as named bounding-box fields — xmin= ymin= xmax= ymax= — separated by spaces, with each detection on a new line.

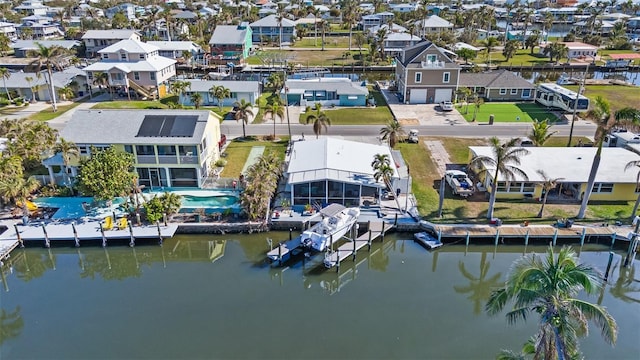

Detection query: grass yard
xmin=399 ymin=137 xmax=634 ymax=224
xmin=293 ymin=37 xmax=352 ymax=49
xmin=0 ymin=106 xmax=25 ymax=116
xmin=475 ymin=49 xmax=560 ymax=67
xmin=247 ymin=50 xmax=368 ymax=67
xmin=27 ymin=102 xmax=82 ymax=121
xmin=300 ymin=105 xmax=392 ymax=125
xmin=460 ymin=102 xmax=559 ymax=123
xmin=92 ymin=99 xmax=169 ymax=110
xmin=564 ymin=84 xmax=640 ymax=113
xmin=219 ymin=138 xmax=288 ymax=178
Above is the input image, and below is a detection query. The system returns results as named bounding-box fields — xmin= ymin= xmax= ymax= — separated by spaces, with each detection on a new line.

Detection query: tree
xmin=143 ymin=196 xmax=164 ymax=223
xmin=189 ymin=92 xmax=203 ymax=109
xmin=371 ymin=153 xmax=403 ymax=210
xmin=92 ymin=71 xmax=112 ymax=99
xmin=624 ymin=159 xmax=640 ymax=218
xmin=454 ymin=252 xmax=503 ymax=314
xmin=536 ymin=170 xmax=564 ymax=218
xmin=210 ymin=85 xmax=230 ymax=112
xmin=111 ymin=11 xmax=129 ymax=29
xmin=577 ymin=104 xmax=640 ymax=218
xmin=502 ymin=40 xmax=519 ymax=62
xmin=0 ymin=67 xmax=11 ymax=101
xmin=264 ymin=101 xmax=284 ymax=139
xmin=233 ymin=99 xmax=254 ymax=138
xmin=266 ymin=72 xmax=284 ymax=93
xmin=0 ymin=34 xmax=10 ymax=56
xmin=482 ymin=37 xmax=499 ymax=66
xmin=455 ymin=48 xmax=476 ymax=64
xmin=54 ymin=138 xmax=78 ymax=188
xmin=525 ymin=34 xmax=540 ymax=54
xmin=27 ymin=43 xmax=72 ymax=112
xmin=144 ymin=192 xmax=183 ymax=223
xmin=354 ymin=32 xmax=366 ymax=61
xmin=76 ymin=146 xmax=135 ymax=201
xmin=0 ymin=176 xmax=40 ymax=220
xmin=469 ymin=137 xmax=529 ymax=219
xmin=304 ymin=103 xmax=331 ymax=138
xmin=472 ymin=96 xmax=484 ymax=122
xmin=239 ymin=151 xmax=283 ymax=220
xmin=486 ymin=246 xmax=617 ymax=359
xmin=528 ymin=119 xmax=557 ymax=146
xmin=379 ymin=120 xmax=406 ymax=148
xmin=171 ymin=80 xmax=191 ymax=106
xmin=543 ymin=42 xmax=568 ymax=64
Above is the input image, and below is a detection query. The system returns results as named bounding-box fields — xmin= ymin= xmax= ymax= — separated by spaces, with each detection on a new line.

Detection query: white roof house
xmin=469 ymin=146 xmax=640 ymax=184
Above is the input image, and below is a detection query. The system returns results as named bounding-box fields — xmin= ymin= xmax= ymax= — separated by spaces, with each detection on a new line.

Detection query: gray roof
xmin=459 ymin=70 xmax=535 ymax=89
xmin=147 ymin=41 xmax=202 ymax=52
xmin=415 ymin=14 xmax=453 ymax=28
xmin=4 ymin=68 xmax=84 ymax=89
xmin=81 ymin=29 xmax=139 ymax=39
xmin=173 ymin=11 xmax=197 ymax=19
xmin=10 ymin=40 xmax=80 ymax=50
xmin=284 ymin=78 xmax=368 ymax=96
xmin=60 ymin=110 xmax=214 ymax=145
xmin=397 ymin=41 xmax=434 ymax=66
xmin=183 ymin=79 xmax=260 ymax=93
xmin=250 ymin=14 xmax=295 ymax=28
xmin=209 ymin=25 xmax=248 ymax=45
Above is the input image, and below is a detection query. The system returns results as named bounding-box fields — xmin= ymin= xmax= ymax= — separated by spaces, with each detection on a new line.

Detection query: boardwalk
xmin=324 ymin=221 xmax=394 ymax=269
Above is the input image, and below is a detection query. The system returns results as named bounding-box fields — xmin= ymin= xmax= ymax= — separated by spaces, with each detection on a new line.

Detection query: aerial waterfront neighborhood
xmin=0 ymin=0 xmax=640 ymax=358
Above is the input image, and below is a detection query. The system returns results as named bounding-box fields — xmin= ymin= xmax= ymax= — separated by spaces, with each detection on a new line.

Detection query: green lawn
xmin=292 ymin=37 xmax=351 ymax=49
xmin=247 ymin=49 xmax=369 ymax=67
xmin=460 ymin=102 xmax=559 ymax=123
xmin=28 ymin=102 xmax=82 ymax=121
xmin=0 ymin=106 xmax=26 ymax=116
xmin=219 ymin=138 xmax=288 ymax=178
xmin=300 ymin=105 xmax=392 ymax=125
xmin=564 ymin=85 xmax=640 ymax=113
xmin=92 ymin=100 xmax=170 ymax=110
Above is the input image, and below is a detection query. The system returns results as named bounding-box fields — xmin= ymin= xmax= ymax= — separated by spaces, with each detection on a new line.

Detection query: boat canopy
xmin=320 ymin=203 xmax=346 ymax=217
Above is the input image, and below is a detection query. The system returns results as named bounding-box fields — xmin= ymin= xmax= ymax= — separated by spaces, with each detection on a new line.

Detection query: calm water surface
xmin=0 ymin=232 xmax=638 ymax=359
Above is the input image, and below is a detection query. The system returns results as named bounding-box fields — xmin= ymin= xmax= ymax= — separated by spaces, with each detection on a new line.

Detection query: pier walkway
xmin=324 ymin=221 xmax=395 ymax=269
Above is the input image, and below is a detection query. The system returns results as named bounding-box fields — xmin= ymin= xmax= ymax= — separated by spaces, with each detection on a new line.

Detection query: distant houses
xmin=208 ymin=23 xmax=253 ymax=66
xmin=178 ymin=80 xmax=261 ymax=107
xmin=459 ymin=70 xmax=536 ymax=102
xmin=82 ymin=30 xmax=141 ymax=58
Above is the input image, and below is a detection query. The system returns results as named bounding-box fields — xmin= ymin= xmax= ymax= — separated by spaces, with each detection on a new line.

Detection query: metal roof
xmin=81 ymin=29 xmax=139 ymax=39
xmin=209 ymin=25 xmax=248 ymax=45
xmin=99 ymin=39 xmax=158 ymax=54
xmin=284 ymin=78 xmax=368 ymax=96
xmin=183 ymin=79 xmax=260 ymax=93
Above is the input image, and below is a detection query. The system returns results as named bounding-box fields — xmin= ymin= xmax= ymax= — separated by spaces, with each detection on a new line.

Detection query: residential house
xmin=368 ymin=23 xmax=407 ymax=37
xmin=535 ymin=7 xmax=579 ymax=22
xmin=147 ymin=41 xmax=203 ymax=60
xmin=105 ymin=3 xmax=136 ymax=21
xmin=250 ymin=14 xmax=296 ymax=44
xmin=208 ymin=23 xmax=253 ymax=66
xmin=286 ymin=138 xmax=402 ymax=207
xmin=474 ymin=29 xmax=502 ymax=41
xmin=389 ymin=3 xmax=418 ymax=13
xmin=469 ymin=146 xmax=640 ymax=202
xmin=10 ymin=39 xmax=79 ymax=57
xmin=414 ymin=15 xmax=454 ymax=37
xmin=458 ymin=70 xmax=536 ymax=102
xmin=538 ymin=41 xmax=598 ymax=60
xmin=395 ymin=41 xmax=461 ymax=104
xmin=178 ymin=79 xmax=261 ymax=107
xmin=628 ymin=16 xmax=640 ymax=32
xmin=361 ymin=12 xmax=394 ymax=32
xmin=57 ymin=109 xmax=222 ymax=188
xmin=572 ymin=20 xmax=615 ymax=35
xmin=17 ymin=15 xmax=62 ymax=39
xmin=382 ymin=32 xmax=423 ymax=58
xmin=283 ymin=78 xmax=368 ymax=106
xmin=507 ymin=30 xmax=547 ymax=41
xmin=82 ymin=29 xmax=141 ymax=58
xmin=3 ymin=67 xmax=88 ymax=102
xmin=82 ymin=39 xmax=177 ymax=99
xmin=172 ymin=10 xmax=198 ymax=23
xmin=0 ymin=22 xmax=18 ymax=41
xmin=14 ymin=0 xmax=47 ymax=16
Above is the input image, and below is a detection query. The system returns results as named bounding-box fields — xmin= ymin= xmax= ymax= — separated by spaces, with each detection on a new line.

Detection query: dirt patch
xmin=398 ymin=118 xmax=419 ymax=125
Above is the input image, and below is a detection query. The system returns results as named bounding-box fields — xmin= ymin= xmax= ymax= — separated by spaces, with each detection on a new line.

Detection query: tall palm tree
xmin=54 ymin=138 xmax=79 ymax=188
xmin=189 ymin=92 xmax=203 ymax=109
xmin=469 ymin=137 xmax=530 ymax=219
xmin=92 ymin=71 xmax=112 ymax=99
xmin=371 ymin=153 xmax=402 ymax=210
xmin=233 ymin=99 xmax=254 ymax=138
xmin=624 ymin=160 xmax=640 ymax=218
xmin=482 ymin=37 xmax=499 ymax=67
xmin=536 ymin=170 xmax=564 ymax=218
xmin=577 ymin=104 xmax=640 ymax=219
xmin=264 ymin=101 xmax=284 ymax=139
xmin=27 ymin=43 xmax=71 ymax=112
xmin=379 ymin=120 xmax=406 ymax=148
xmin=210 ymin=85 xmax=230 ymax=112
xmin=304 ymin=103 xmax=331 ymax=138
xmin=528 ymin=119 xmax=557 ymax=146
xmin=486 ymin=246 xmax=618 ymax=360
xmin=171 ymin=80 xmax=191 ymax=106
xmin=0 ymin=67 xmax=11 ymax=101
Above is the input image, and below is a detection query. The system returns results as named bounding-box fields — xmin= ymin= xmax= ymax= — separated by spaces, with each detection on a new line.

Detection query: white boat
xmin=301 ymin=204 xmax=360 ymax=252
xmin=414 ymin=232 xmax=443 ymax=250
xmin=556 ymin=73 xmax=576 ymax=85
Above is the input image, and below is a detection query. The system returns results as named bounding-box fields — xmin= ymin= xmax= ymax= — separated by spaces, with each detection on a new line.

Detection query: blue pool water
xmin=32 ymin=197 xmax=126 ymax=220
xmin=146 ymin=188 xmax=241 ymax=213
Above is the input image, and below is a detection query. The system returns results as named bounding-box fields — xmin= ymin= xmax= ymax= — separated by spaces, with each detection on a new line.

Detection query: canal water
xmin=0 ymin=232 xmax=638 ymax=359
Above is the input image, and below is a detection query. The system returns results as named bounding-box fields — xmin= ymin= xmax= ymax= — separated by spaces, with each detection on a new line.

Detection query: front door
xmin=149 ymin=169 xmax=161 ymax=188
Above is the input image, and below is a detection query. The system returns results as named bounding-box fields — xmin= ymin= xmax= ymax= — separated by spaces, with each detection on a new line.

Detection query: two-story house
xmin=17 ymin=15 xmax=62 ymax=39
xmin=382 ymin=32 xmax=422 ymax=58
xmin=250 ymin=14 xmax=296 ymax=44
xmin=14 ymin=0 xmax=47 ymax=16
xmin=414 ymin=15 xmax=454 ymax=37
xmin=10 ymin=39 xmax=79 ymax=57
xmin=147 ymin=41 xmax=203 ymax=61
xmin=82 ymin=29 xmax=141 ymax=58
xmin=361 ymin=12 xmax=394 ymax=32
xmin=56 ymin=109 xmax=222 ymax=188
xmin=0 ymin=22 xmax=18 ymax=41
xmin=208 ymin=23 xmax=253 ymax=66
xmin=83 ymin=39 xmax=176 ymax=99
xmin=105 ymin=3 xmax=137 ymax=21
xmin=395 ymin=41 xmax=460 ymax=104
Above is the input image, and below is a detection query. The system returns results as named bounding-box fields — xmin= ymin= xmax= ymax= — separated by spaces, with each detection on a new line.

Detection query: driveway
xmin=47 ymin=93 xmax=112 ymax=131
xmin=380 ymin=89 xmax=468 ymax=126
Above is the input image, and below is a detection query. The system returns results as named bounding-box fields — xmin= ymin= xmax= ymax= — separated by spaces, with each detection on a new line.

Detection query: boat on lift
xmin=300 ymin=204 xmax=360 ymax=252
xmin=414 ymin=232 xmax=443 ymax=250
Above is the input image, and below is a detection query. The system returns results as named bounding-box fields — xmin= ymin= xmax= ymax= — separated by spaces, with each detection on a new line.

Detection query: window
xmin=157 ymin=145 xmax=176 ymax=156
xmin=150 ymin=72 xmax=156 ymax=80
xmin=124 ymin=145 xmax=133 ymax=154
xmin=102 ymin=53 xmax=108 ymax=59
xmin=511 ymin=88 xmax=518 ymax=95
xmin=443 ymin=72 xmax=450 ymax=83
xmin=139 ymin=54 xmax=145 ymax=59
xmin=426 ymin=54 xmax=437 ymax=62
xmin=200 ymin=139 xmax=207 ymax=152
xmin=120 ymin=53 xmax=127 ymax=60
xmin=499 ymin=89 xmax=507 ymax=95
xmin=594 ymin=183 xmax=614 ymax=193
xmin=135 ymin=145 xmax=155 ymax=156
xmin=87 ymin=72 xmax=93 ymax=80
xmin=415 ymin=72 xmax=422 ymax=83
xmin=133 ymin=72 xmax=139 ymax=80
xmin=522 ymin=89 xmax=531 ymax=98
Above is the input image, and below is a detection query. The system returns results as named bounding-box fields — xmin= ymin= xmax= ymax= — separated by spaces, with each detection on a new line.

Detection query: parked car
xmin=439 ymin=101 xmax=454 ymax=111
xmin=407 ymin=129 xmax=419 ymax=143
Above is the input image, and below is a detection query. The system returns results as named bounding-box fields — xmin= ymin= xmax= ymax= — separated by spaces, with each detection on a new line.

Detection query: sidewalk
xmin=0 ymin=102 xmax=52 ymax=120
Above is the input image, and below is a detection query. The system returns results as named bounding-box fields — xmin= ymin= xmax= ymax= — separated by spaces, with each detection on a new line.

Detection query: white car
xmin=440 ymin=101 xmax=454 ymax=111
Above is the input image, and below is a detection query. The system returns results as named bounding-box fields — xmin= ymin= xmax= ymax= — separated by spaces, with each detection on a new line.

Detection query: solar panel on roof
xmin=136 ymin=115 xmax=199 ymax=137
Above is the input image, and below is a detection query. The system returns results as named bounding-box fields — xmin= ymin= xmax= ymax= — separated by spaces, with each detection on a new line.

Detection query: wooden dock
xmin=266 ymin=235 xmax=302 ymax=265
xmin=324 ymin=221 xmax=394 ymax=269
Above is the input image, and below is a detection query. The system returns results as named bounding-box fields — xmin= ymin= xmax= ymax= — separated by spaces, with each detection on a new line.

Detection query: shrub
xmin=14 ymin=98 xmax=23 ymax=106
xmin=214 ymin=158 xmax=227 ymax=167
xmin=0 ymin=98 xmax=9 ymax=107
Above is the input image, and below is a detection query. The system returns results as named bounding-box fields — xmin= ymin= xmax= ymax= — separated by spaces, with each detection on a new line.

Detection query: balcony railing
xmin=136 ymin=155 xmax=156 ymax=164
xmin=180 ymin=155 xmax=198 ymax=164
xmin=158 ymin=155 xmax=178 ymax=164
xmin=420 ymin=61 xmax=445 ymax=68
xmin=110 ymin=78 xmax=128 ymax=86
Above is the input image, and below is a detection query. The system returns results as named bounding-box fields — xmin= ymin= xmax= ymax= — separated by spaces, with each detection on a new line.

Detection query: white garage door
xmin=433 ymin=89 xmax=451 ymax=104
xmin=434 ymin=89 xmax=452 ymax=103
xmin=409 ymin=89 xmax=427 ymax=104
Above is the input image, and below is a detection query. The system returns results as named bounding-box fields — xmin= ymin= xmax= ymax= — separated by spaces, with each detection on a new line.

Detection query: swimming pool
xmin=32 ymin=197 xmax=126 ymax=220
xmin=145 ymin=189 xmax=241 ymax=213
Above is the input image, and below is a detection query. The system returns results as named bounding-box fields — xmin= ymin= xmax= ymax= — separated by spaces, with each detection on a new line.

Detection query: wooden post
xmin=156 ymin=221 xmax=163 ymax=245
xmin=368 ymin=229 xmax=372 ymax=250
xmin=289 ymin=228 xmax=292 ymax=241
xmin=330 ymin=233 xmax=333 ymax=253
xmin=381 ymin=221 xmax=386 ymax=241
xmin=437 ymin=228 xmax=442 ymax=243
xmin=352 ymin=235 xmax=356 ymax=261
xmin=14 ymin=224 xmax=23 ymax=248
xmin=136 ymin=213 xmax=141 ymax=226
xmin=99 ymin=222 xmax=107 ymax=248
xmin=41 ymin=223 xmax=50 ymax=248
xmin=278 ymin=242 xmax=282 ymax=266
xmin=72 ymin=222 xmax=80 ymax=247
xmin=465 ymin=231 xmax=470 ymax=247
xmin=604 ymin=251 xmax=614 ymax=282
xmin=128 ymin=221 xmax=135 ymax=247
xmin=610 ymin=232 xmax=616 ymax=249
xmin=552 ymin=228 xmax=558 ymax=246
xmin=580 ymin=227 xmax=586 ymax=247
xmin=494 ymin=229 xmax=500 ymax=246
xmin=524 ymin=229 xmax=530 ymax=248
xmin=394 ymin=213 xmax=397 ymax=226
xmin=163 ymin=213 xmax=168 ymax=226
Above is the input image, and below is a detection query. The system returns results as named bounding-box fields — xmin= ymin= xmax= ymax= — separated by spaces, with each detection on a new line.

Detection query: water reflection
xmin=0 ymin=306 xmax=23 ymax=345
xmin=453 ymin=252 xmax=503 ymax=315
xmin=610 ymin=263 xmax=640 ymax=304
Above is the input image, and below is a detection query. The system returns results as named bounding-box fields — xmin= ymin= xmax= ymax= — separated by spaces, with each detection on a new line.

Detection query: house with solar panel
xmin=50 ymin=109 xmax=222 ymax=188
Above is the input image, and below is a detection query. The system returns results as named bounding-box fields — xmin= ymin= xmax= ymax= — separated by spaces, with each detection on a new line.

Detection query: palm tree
xmin=159 ymin=192 xmax=182 ymax=217
xmin=379 ymin=120 xmax=406 ymax=148
xmin=528 ymin=119 xmax=557 ymax=146
xmin=577 ymin=104 xmax=640 ymax=219
xmin=482 ymin=37 xmax=499 ymax=67
xmin=1 ymin=177 xmax=40 ymax=221
xmin=0 ymin=306 xmax=24 ymax=345
xmin=472 ymin=96 xmax=484 ymax=122
xmin=54 ymin=138 xmax=78 ymax=188
xmin=0 ymin=67 xmax=11 ymax=101
xmin=233 ymin=99 xmax=254 ymax=138
xmin=171 ymin=80 xmax=191 ymax=106
xmin=486 ymin=245 xmax=618 ymax=359
xmin=264 ymin=101 xmax=284 ymax=139
xmin=190 ymin=92 xmax=203 ymax=109
xmin=536 ymin=170 xmax=564 ymax=218
xmin=266 ymin=72 xmax=284 ymax=93
xmin=27 ymin=43 xmax=72 ymax=112
xmin=304 ymin=103 xmax=331 ymax=138
xmin=624 ymin=160 xmax=640 ymax=218
xmin=469 ymin=137 xmax=530 ymax=219
xmin=92 ymin=71 xmax=112 ymax=99
xmin=371 ymin=153 xmax=402 ymax=210
xmin=210 ymin=85 xmax=230 ymax=112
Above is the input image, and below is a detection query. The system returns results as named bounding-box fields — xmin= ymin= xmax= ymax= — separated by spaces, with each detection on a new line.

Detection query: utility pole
xmin=567 ymin=63 xmax=589 ymax=147
xmin=404 ymin=166 xmax=410 ymax=214
xmin=283 ymin=60 xmax=292 ymax=140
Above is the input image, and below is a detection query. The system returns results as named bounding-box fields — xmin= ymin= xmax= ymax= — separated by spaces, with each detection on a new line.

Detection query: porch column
xmin=46 ymin=165 xmax=56 ymax=185
xmin=164 ymin=168 xmax=171 ymax=188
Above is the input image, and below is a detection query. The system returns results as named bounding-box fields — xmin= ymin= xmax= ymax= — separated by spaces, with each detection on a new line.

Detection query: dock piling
xmin=128 ymin=221 xmax=135 ymax=247
xmin=465 ymin=231 xmax=470 ymax=247
xmin=99 ymin=223 xmax=107 ymax=247
xmin=41 ymin=223 xmax=50 ymax=248
xmin=580 ymin=227 xmax=586 ymax=247
xmin=381 ymin=222 xmax=386 ymax=241
xmin=156 ymin=221 xmax=163 ymax=245
xmin=14 ymin=224 xmax=23 ymax=248
xmin=552 ymin=228 xmax=558 ymax=246
xmin=437 ymin=228 xmax=442 ymax=243
xmin=163 ymin=213 xmax=168 ymax=226
xmin=524 ymin=229 xmax=530 ymax=247
xmin=368 ymin=229 xmax=372 ymax=250
xmin=494 ymin=229 xmax=500 ymax=246
xmin=289 ymin=228 xmax=292 ymax=241
xmin=604 ymin=251 xmax=614 ymax=282
xmin=278 ymin=243 xmax=282 ymax=266
xmin=394 ymin=214 xmax=397 ymax=226
xmin=352 ymin=235 xmax=356 ymax=261
xmin=610 ymin=232 xmax=616 ymax=249
xmin=72 ymin=222 xmax=80 ymax=247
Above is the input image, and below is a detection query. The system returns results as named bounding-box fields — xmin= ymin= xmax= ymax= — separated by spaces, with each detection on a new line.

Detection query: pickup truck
xmin=445 ymin=170 xmax=474 ymax=197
